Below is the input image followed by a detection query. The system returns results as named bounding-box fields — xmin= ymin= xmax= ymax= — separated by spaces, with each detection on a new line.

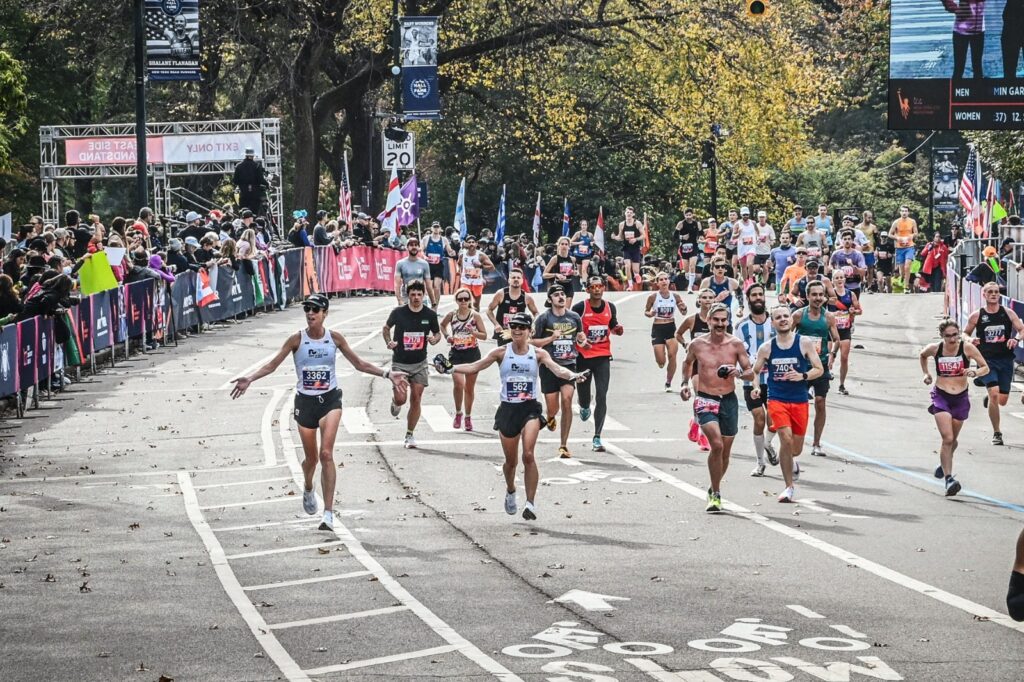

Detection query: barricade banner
xmin=344 ymin=247 xmax=373 ymax=290
xmin=946 ymin=260 xmax=958 ymax=321
xmin=172 ymin=272 xmax=200 ymax=330
xmin=0 ymin=324 xmax=19 ymax=397
xmin=18 ymin=317 xmax=37 ymax=391
xmin=283 ymin=249 xmax=304 ymax=302
xmin=126 ymin=281 xmax=152 ymax=338
xmin=38 ymin=318 xmax=54 ymax=383
xmin=303 ymin=248 xmax=320 ymax=296
xmin=92 ymin=291 xmax=114 ymax=352
xmin=79 ymin=294 xmax=94 ymax=354
xmin=211 ymin=266 xmax=236 ymax=320
xmin=373 ymin=248 xmax=399 ymax=291
xmin=314 ymin=246 xmax=341 ymax=292
xmin=112 ymin=286 xmax=128 ymax=344
xmin=151 ymin=281 xmax=168 ymax=339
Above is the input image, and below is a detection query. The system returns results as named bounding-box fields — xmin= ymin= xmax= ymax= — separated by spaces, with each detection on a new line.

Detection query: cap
xmin=184 ymin=236 xmax=201 ymax=248
xmin=464 ymin=234 xmax=478 ymax=242
xmin=508 ymin=312 xmax=533 ymax=327
xmin=430 ymin=220 xmax=441 ymax=227
xmin=240 ymin=209 xmax=254 ymax=219
xmin=740 ymin=207 xmax=751 ymax=216
xmin=209 ymin=209 xmax=223 ymax=221
xmin=793 ymin=204 xmax=803 ymax=211
xmin=547 ymin=284 xmax=567 ymax=298
xmin=1002 ymin=237 xmax=1014 ymax=246
xmin=806 ymin=259 xmax=821 ymax=268
xmin=843 ymin=215 xmax=857 ymax=223
xmin=304 ymin=293 xmax=330 ymax=310
xmin=757 ymin=210 xmax=767 ymax=218
xmin=244 ymin=146 xmax=255 ymax=156
xmin=707 ymin=217 xmax=718 ymax=223
xmin=983 ymin=245 xmax=998 ymax=257
xmin=186 ymin=211 xmax=201 ymax=223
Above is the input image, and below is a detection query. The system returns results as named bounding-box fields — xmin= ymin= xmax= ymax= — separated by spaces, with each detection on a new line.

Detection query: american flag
xmin=960 ymin=146 xmax=981 ymax=234
xmin=561 ymin=198 xmax=571 ymax=238
xmin=144 ymin=1 xmax=200 ymax=57
xmin=983 ymin=176 xmax=997 ymax=237
xmin=338 ymin=152 xmax=352 ymax=227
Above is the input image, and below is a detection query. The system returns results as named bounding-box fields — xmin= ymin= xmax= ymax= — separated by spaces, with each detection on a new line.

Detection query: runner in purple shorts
xmin=919 ymin=318 xmax=988 ymax=497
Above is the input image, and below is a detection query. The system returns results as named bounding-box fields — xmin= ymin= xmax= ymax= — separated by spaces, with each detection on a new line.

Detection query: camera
xmin=717 ymin=364 xmax=732 ymax=378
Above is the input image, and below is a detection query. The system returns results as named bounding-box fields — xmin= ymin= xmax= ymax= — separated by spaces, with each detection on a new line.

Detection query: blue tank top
xmin=572 ymin=234 xmax=593 ymax=259
xmin=424 ymin=235 xmax=446 ymax=265
xmin=708 ymin=277 xmax=732 ymax=310
xmin=766 ymin=335 xmax=809 ymax=404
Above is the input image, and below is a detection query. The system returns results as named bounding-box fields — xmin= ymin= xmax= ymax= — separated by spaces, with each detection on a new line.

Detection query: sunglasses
xmin=456 ymin=296 xmax=471 ymax=302
xmin=303 ymin=305 xmax=323 ymax=313
xmin=509 ymin=324 xmax=530 ymax=330
xmin=589 ymin=282 xmax=605 ymax=288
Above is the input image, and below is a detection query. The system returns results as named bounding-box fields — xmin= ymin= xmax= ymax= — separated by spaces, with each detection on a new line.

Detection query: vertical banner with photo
xmin=0 ymin=324 xmax=18 ymax=398
xmin=145 ymin=0 xmax=201 ymax=81
xmin=933 ymin=147 xmax=960 ymax=212
xmin=400 ymin=17 xmax=441 ymax=120
xmin=17 ymin=317 xmax=37 ymax=392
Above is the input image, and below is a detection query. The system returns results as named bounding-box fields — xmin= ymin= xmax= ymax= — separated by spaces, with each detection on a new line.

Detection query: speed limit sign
xmin=382 ymin=134 xmax=416 ymax=171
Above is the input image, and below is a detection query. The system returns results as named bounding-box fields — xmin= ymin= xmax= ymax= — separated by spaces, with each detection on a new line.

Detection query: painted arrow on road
xmin=547 ymin=589 xmax=630 ymax=611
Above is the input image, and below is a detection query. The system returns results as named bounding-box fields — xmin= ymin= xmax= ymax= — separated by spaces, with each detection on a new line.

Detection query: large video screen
xmin=889 ymin=0 xmax=1024 ymax=130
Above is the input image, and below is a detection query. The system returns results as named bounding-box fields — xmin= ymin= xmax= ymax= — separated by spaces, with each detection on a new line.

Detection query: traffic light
xmin=747 ymin=1 xmax=767 ymax=16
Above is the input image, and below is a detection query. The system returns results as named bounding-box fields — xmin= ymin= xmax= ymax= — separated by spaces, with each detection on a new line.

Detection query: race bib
xmin=656 ymin=305 xmax=674 ymax=319
xmin=742 ymin=237 xmax=754 ymax=245
xmin=505 ymin=375 xmax=535 ymax=403
xmin=403 ymin=331 xmax=426 ymax=351
xmin=452 ymin=332 xmax=474 ymax=350
xmin=578 ymin=244 xmax=590 ymax=255
xmin=681 ymin=243 xmax=694 ymax=253
xmin=897 ymin=237 xmax=912 ymax=248
xmin=835 ymin=311 xmax=851 ymax=329
xmin=706 ymin=240 xmax=718 ymax=252
xmin=694 ymin=396 xmax=720 ymax=415
xmin=587 ymin=325 xmax=608 ymax=343
xmin=552 ymin=338 xmax=575 ymax=360
xmin=807 ymin=247 xmax=822 ymax=258
xmin=770 ymin=358 xmax=797 ymax=382
xmin=465 ymin=268 xmax=481 ymax=279
xmin=559 ymin=262 xmax=574 ymax=276
xmin=937 ymin=357 xmax=965 ymax=376
xmin=984 ymin=325 xmax=1007 ymax=344
xmin=301 ymin=365 xmax=332 ymax=392
xmin=426 ymin=254 xmax=441 ymax=265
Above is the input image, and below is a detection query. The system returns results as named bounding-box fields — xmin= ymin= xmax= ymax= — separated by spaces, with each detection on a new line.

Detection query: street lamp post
xmin=133 ymin=0 xmax=148 ymax=210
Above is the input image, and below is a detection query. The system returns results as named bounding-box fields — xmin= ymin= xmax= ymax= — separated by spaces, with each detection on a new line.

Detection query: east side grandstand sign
xmin=64 ymin=132 xmax=263 ymax=166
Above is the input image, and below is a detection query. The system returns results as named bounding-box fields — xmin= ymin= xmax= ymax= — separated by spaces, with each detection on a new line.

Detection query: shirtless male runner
xmin=680 ymin=303 xmax=755 ymax=513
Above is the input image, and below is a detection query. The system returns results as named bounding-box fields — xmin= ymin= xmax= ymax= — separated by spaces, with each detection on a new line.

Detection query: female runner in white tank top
xmin=230 ymin=294 xmax=407 ymax=531
xmin=438 ymin=312 xmax=586 ymax=522
xmin=644 ymin=271 xmax=688 ymax=391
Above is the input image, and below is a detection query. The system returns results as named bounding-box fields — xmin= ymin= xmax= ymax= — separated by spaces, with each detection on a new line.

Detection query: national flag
xmin=561 ymin=198 xmax=571 ymax=238
xmin=1009 ymin=189 xmax=1016 ymax=216
xmin=397 ymin=174 xmax=419 ymax=227
xmin=495 ymin=184 xmax=506 ymax=244
xmin=532 ymin=192 xmax=541 ymax=245
xmin=454 ymin=177 xmax=468 ymax=239
xmin=960 ymin=146 xmax=981 ymax=234
xmin=642 ymin=212 xmax=651 ymax=255
xmin=983 ymin=176 xmax=998 ymax=234
xmin=376 ymin=164 xmax=402 ymax=237
xmin=594 ymin=207 xmax=606 ymax=254
xmin=197 ymin=268 xmax=218 ymax=307
xmin=338 ymin=152 xmax=353 ymax=227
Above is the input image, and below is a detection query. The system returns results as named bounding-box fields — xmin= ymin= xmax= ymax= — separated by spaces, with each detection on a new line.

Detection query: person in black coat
xmin=232 ymin=147 xmax=267 ymax=213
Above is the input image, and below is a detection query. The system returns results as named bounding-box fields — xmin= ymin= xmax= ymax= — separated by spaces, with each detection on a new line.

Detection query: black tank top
xmin=623 ymin=220 xmax=640 ymax=241
xmin=496 ymin=287 xmax=527 ymax=328
xmin=934 ymin=341 xmax=968 ymax=378
xmin=691 ymin=313 xmax=710 ymax=340
xmin=976 ymin=306 xmax=1014 ymax=359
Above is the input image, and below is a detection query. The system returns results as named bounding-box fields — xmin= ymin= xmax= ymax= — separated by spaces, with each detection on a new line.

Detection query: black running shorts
xmin=294 ymin=388 xmax=342 ymax=429
xmin=493 ymin=400 xmax=544 ymax=438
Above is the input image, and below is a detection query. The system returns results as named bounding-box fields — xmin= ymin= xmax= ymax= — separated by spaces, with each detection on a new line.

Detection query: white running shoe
xmin=778 ymin=487 xmax=795 ymax=503
xmin=811 ymin=445 xmax=826 ymax=457
xmin=404 ymin=434 xmax=417 ymax=449
xmin=750 ymin=463 xmax=766 ymax=477
xmin=504 ymin=490 xmax=517 ymax=515
xmin=318 ymin=510 xmax=334 ymax=531
xmin=302 ymin=488 xmax=317 ymax=515
xmin=522 ymin=501 xmax=537 ymax=521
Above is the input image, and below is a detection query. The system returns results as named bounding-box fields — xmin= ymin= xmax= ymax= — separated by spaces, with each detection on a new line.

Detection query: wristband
xmin=801 ymin=372 xmax=808 ymax=380
xmin=383 ymin=369 xmax=390 ymax=379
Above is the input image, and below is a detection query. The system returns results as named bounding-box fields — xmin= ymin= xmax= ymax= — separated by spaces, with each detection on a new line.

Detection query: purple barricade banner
xmin=37 ymin=318 xmax=54 ymax=383
xmin=126 ymin=280 xmax=152 ymax=338
xmin=0 ymin=324 xmax=18 ymax=397
xmin=91 ymin=290 xmax=113 ymax=352
xmin=17 ymin=317 xmax=37 ymax=392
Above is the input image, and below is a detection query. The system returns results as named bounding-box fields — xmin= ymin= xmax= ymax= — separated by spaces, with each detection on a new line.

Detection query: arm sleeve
xmin=430 ymin=311 xmax=440 ymax=334
xmin=608 ymin=302 xmax=619 ymax=328
xmin=571 ymin=301 xmax=585 ymax=317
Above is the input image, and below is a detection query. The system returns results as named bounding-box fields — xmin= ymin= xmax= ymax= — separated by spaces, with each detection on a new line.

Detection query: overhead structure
xmin=39 ymin=118 xmax=282 ymax=229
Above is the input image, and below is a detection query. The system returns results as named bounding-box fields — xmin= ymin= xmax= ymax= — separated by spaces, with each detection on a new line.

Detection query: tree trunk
xmin=291 ymin=89 xmax=318 ymax=216
xmin=346 ymin=101 xmax=374 ymax=214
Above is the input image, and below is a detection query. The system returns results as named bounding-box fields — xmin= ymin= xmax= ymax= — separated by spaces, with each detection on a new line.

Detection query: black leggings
xmin=1004 ymin=31 xmax=1024 ymax=78
xmin=1009 ymin=571 xmax=1024 ymax=622
xmin=576 ymin=356 xmax=611 ymax=436
xmin=953 ymin=32 xmax=984 ymax=79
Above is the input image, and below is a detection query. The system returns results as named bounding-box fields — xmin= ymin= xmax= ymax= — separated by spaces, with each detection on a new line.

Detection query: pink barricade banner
xmin=372 ymin=248 xmax=399 ymax=290
xmin=313 ymin=246 xmax=402 ymax=293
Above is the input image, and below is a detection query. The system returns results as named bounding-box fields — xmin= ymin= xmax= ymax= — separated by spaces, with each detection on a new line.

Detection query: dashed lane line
xmin=242 ymin=570 xmax=373 ymax=592
xmin=268 ymin=605 xmax=411 ymax=630
xmin=224 ymin=540 xmax=345 ymax=561
xmin=602 ymin=441 xmax=1024 ymax=635
xmin=198 ymin=496 xmax=298 ymax=511
xmin=197 ymin=476 xmax=293 ymax=490
xmin=302 ymin=644 xmax=462 ymax=676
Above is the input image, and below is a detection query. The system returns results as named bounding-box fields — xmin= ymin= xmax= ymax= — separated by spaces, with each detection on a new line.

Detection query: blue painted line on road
xmin=822 ymin=440 xmax=1024 ymax=514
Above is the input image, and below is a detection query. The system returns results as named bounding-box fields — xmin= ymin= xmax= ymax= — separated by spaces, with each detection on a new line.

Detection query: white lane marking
xmin=178 ymin=473 xmax=310 ymax=682
xmin=242 ymin=570 xmax=373 ymax=591
xmin=199 ymin=496 xmax=298 ymax=511
xmin=303 ymin=644 xmax=461 ymax=676
xmin=278 ymin=394 xmax=522 ymax=681
xmin=548 ymin=589 xmax=630 ymax=611
xmin=59 ymin=384 xmax=298 ymax=396
xmin=262 ymin=389 xmax=285 ymax=466
xmin=225 ymin=540 xmax=345 ymax=561
xmin=0 ymin=463 xmax=291 ymax=485
xmin=269 ymin=605 xmax=410 ymax=630
xmin=786 ymin=604 xmax=825 ymax=619
xmin=342 ymin=407 xmax=377 ymax=434
xmin=570 ymin=403 xmax=627 ymax=431
xmin=830 ymin=624 xmax=867 ymax=638
xmin=213 ymin=518 xmax=320 ymax=533
xmin=197 ymin=476 xmax=293 ymax=490
xmin=328 ymin=436 xmax=678 ymax=448
xmin=421 ymin=404 xmax=458 ymax=432
xmin=602 ymin=441 xmax=1024 ymax=635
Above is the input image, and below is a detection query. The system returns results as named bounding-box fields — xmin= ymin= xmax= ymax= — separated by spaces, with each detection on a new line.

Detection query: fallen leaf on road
xmin=317 ymin=547 xmax=330 ymax=555
xmin=158 ymin=676 xmax=174 ymax=682
xmin=42 ymin=573 xmax=56 ymax=583
xmin=136 ymin=662 xmax=149 ymax=671
xmin=79 ymin=581 xmax=91 ymax=593
xmin=97 ymin=652 xmax=111 ymax=658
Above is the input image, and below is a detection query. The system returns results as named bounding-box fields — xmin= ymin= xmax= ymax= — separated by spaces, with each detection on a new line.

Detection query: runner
xmin=613 ymin=206 xmax=644 ymax=290
xmin=674 ymin=209 xmax=702 ymax=292
xmin=779 ymin=247 xmax=808 ymax=303
xmin=749 ymin=305 xmax=824 ymax=503
xmin=793 ymin=281 xmax=841 ymax=458
xmin=795 ymin=219 xmax=826 ymax=262
xmin=565 ymin=219 xmax=591 ymax=282
xmin=888 ymin=206 xmax=919 ymax=294
xmin=699 ymin=259 xmax=744 ymax=319
xmin=829 ymin=270 xmax=862 ymax=395
xmin=679 ymin=303 xmax=755 ymax=512
xmin=875 ymin=230 xmax=896 ymax=293
xmin=829 ymin=229 xmax=867 ymax=294
xmin=532 ymin=284 xmax=587 ymax=458
xmin=487 ymin=268 xmax=539 ymax=346
xmin=437 ymin=312 xmax=588 ymax=521
xmin=383 ymin=280 xmax=442 ymax=449
xmin=702 ymin=217 xmax=722 ymax=265
xmin=784 ymin=204 xmax=808 ymax=238
xmin=964 ymin=281 xmax=1024 ymax=445
xmin=1009 ymin=529 xmax=1024 ymax=621
xmin=732 ymin=207 xmax=759 ymax=284
xmin=791 ymin=259 xmax=837 ymax=309
xmin=700 ymin=246 xmax=736 ymax=281
xmin=440 ymin=288 xmax=488 ymax=431
xmin=770 ymin=232 xmax=797 ymax=295
xmin=394 ymin=236 xmax=436 ymax=307
xmin=734 ymin=284 xmax=778 ymax=476
xmin=645 ymin=271 xmax=688 ymax=391
xmin=919 ymin=318 xmax=988 ymax=496
xmin=543 ymin=237 xmax=579 ymax=305
xmin=722 ymin=209 xmax=740 ymax=269
xmin=856 ymin=211 xmax=879 ymax=292
xmin=676 ymin=288 xmax=719 ymax=451
xmin=753 ymin=211 xmax=776 ymax=286
xmin=230 ymin=294 xmax=407 ymax=531
xmin=814 ymin=204 xmax=835 ymax=253
xmin=572 ymin=274 xmax=624 ymax=452
xmin=424 ymin=221 xmax=455 ymax=297
xmin=457 ymin=235 xmax=495 ymax=311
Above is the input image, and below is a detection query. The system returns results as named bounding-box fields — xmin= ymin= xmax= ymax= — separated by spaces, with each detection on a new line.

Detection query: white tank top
xmin=460 ymin=251 xmax=484 ymax=285
xmin=450 ymin=312 xmax=479 ymax=350
xmin=737 ymin=221 xmax=758 ymax=250
xmin=499 ymin=343 xmax=539 ymax=403
xmin=653 ymin=291 xmax=676 ymax=321
xmin=294 ymin=328 xmax=338 ymax=396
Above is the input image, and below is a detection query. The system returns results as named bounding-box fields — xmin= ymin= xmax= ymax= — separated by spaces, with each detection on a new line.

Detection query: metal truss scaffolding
xmin=39 ymin=118 xmax=282 ymax=229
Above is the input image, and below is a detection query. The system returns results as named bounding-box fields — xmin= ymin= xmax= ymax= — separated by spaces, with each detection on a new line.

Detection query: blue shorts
xmin=864 ymin=253 xmax=876 ymax=267
xmin=895 ymin=247 xmax=916 ymax=265
xmin=979 ymin=355 xmax=1015 ymax=394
